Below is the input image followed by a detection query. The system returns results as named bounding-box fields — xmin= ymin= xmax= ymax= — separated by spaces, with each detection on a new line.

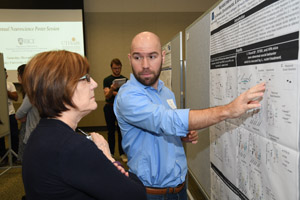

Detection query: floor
xmin=0 ymin=167 xmax=24 ymax=200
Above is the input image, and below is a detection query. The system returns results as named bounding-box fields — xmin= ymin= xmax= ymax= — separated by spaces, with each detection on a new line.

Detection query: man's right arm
xmin=104 ymin=85 xmax=117 ymax=100
xmin=103 ymin=78 xmax=118 ymax=100
xmin=188 ymin=82 xmax=265 ymax=130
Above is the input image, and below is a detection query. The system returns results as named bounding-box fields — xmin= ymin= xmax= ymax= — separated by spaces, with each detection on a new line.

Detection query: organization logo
xmin=61 ymin=37 xmax=81 ymax=46
xmin=17 ymin=38 xmax=35 ymax=45
xmin=18 ymin=38 xmax=23 ymax=45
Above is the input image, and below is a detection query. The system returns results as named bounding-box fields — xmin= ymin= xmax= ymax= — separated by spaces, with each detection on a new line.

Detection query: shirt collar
xmin=129 ymin=73 xmax=164 ymax=92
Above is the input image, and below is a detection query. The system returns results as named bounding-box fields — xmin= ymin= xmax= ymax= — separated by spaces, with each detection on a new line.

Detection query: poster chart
xmin=161 ymin=42 xmax=172 ymax=90
xmin=209 ymin=0 xmax=300 ymax=199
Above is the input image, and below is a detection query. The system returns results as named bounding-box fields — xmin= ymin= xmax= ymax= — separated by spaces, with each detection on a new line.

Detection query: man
xmin=0 ymin=68 xmax=19 ymax=164
xmin=114 ymin=31 xmax=265 ymax=200
xmin=103 ymin=58 xmax=128 ymax=163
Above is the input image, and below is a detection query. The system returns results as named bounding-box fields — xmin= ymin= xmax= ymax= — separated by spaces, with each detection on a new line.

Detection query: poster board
xmin=185 ymin=0 xmax=300 ymax=199
xmin=185 ymin=12 xmax=212 ymax=198
xmin=161 ymin=41 xmax=172 ymax=90
xmin=170 ymin=32 xmax=183 ymax=108
xmin=161 ymin=32 xmax=183 ymax=108
xmin=0 ymin=53 xmax=10 ymax=139
xmin=209 ymin=0 xmax=300 ymax=199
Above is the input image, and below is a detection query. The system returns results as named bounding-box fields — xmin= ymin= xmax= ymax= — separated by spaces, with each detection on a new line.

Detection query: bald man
xmin=114 ymin=31 xmax=265 ymax=200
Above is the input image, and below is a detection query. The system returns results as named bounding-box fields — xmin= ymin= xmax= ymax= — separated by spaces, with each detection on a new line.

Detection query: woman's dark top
xmin=22 ymin=118 xmax=146 ymax=200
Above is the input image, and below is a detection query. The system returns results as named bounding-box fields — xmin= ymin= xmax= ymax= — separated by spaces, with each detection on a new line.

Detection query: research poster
xmin=209 ymin=0 xmax=299 ymax=199
xmin=161 ymin=42 xmax=172 ymax=90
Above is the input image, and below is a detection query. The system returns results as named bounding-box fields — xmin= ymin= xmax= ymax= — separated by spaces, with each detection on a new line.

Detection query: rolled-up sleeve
xmin=115 ymin=86 xmax=189 ymax=137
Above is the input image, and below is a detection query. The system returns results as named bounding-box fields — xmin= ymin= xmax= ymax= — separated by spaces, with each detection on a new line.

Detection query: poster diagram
xmin=161 ymin=42 xmax=172 ymax=90
xmin=210 ymin=0 xmax=300 ymax=199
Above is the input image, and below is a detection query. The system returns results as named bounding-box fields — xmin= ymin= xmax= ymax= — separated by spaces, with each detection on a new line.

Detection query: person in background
xmin=15 ymin=64 xmax=40 ymax=163
xmin=15 ymin=64 xmax=26 ymax=164
xmin=114 ymin=31 xmax=266 ymax=200
xmin=103 ymin=58 xmax=128 ymax=163
xmin=0 ymin=68 xmax=19 ymax=164
xmin=22 ymin=50 xmax=146 ymax=200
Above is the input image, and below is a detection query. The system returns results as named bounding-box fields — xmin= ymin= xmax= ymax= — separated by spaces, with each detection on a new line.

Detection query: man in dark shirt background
xmin=103 ymin=58 xmax=128 ymax=163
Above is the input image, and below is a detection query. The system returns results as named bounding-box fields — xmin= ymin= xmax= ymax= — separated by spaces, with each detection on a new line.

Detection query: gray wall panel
xmin=185 ymin=13 xmax=211 ymax=197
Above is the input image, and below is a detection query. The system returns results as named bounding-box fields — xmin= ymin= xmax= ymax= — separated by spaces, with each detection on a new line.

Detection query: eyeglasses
xmin=79 ymin=74 xmax=91 ymax=82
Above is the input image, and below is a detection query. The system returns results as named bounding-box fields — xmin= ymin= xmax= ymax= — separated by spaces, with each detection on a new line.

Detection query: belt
xmin=145 ymin=182 xmax=185 ymax=195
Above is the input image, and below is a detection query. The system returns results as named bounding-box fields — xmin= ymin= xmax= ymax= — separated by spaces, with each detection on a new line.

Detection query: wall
xmin=81 ymin=12 xmax=202 ymax=127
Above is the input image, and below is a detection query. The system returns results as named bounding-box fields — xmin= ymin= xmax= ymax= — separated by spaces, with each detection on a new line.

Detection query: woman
xmin=15 ymin=64 xmax=40 ymax=163
xmin=15 ymin=64 xmax=26 ymax=163
xmin=22 ymin=50 xmax=146 ymax=200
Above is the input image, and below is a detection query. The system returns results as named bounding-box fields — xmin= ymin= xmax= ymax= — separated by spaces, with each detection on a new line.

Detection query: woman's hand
xmin=90 ymin=132 xmax=115 ymax=162
xmin=90 ymin=132 xmax=129 ymax=177
xmin=113 ymin=161 xmax=129 ymax=177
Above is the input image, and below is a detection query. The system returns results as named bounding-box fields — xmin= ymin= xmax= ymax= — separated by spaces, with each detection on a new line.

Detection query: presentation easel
xmin=0 ymin=135 xmax=19 ymax=176
xmin=0 ymin=53 xmax=19 ymax=175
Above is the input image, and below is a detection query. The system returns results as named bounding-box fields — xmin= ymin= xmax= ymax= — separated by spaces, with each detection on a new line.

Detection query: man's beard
xmin=132 ymin=61 xmax=162 ymax=87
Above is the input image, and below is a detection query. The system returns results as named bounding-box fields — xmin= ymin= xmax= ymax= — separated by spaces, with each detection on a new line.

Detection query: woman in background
xmin=22 ymin=50 xmax=146 ymax=200
xmin=15 ymin=64 xmax=40 ymax=163
xmin=15 ymin=64 xmax=26 ymax=164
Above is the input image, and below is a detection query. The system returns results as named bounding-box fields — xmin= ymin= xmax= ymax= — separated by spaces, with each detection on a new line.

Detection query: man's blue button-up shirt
xmin=114 ymin=73 xmax=190 ymax=187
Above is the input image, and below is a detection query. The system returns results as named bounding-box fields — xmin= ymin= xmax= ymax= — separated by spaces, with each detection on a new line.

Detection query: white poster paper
xmin=209 ymin=0 xmax=300 ymax=199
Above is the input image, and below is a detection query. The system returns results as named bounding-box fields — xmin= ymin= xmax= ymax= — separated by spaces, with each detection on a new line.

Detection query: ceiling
xmin=84 ymin=0 xmax=219 ymax=12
